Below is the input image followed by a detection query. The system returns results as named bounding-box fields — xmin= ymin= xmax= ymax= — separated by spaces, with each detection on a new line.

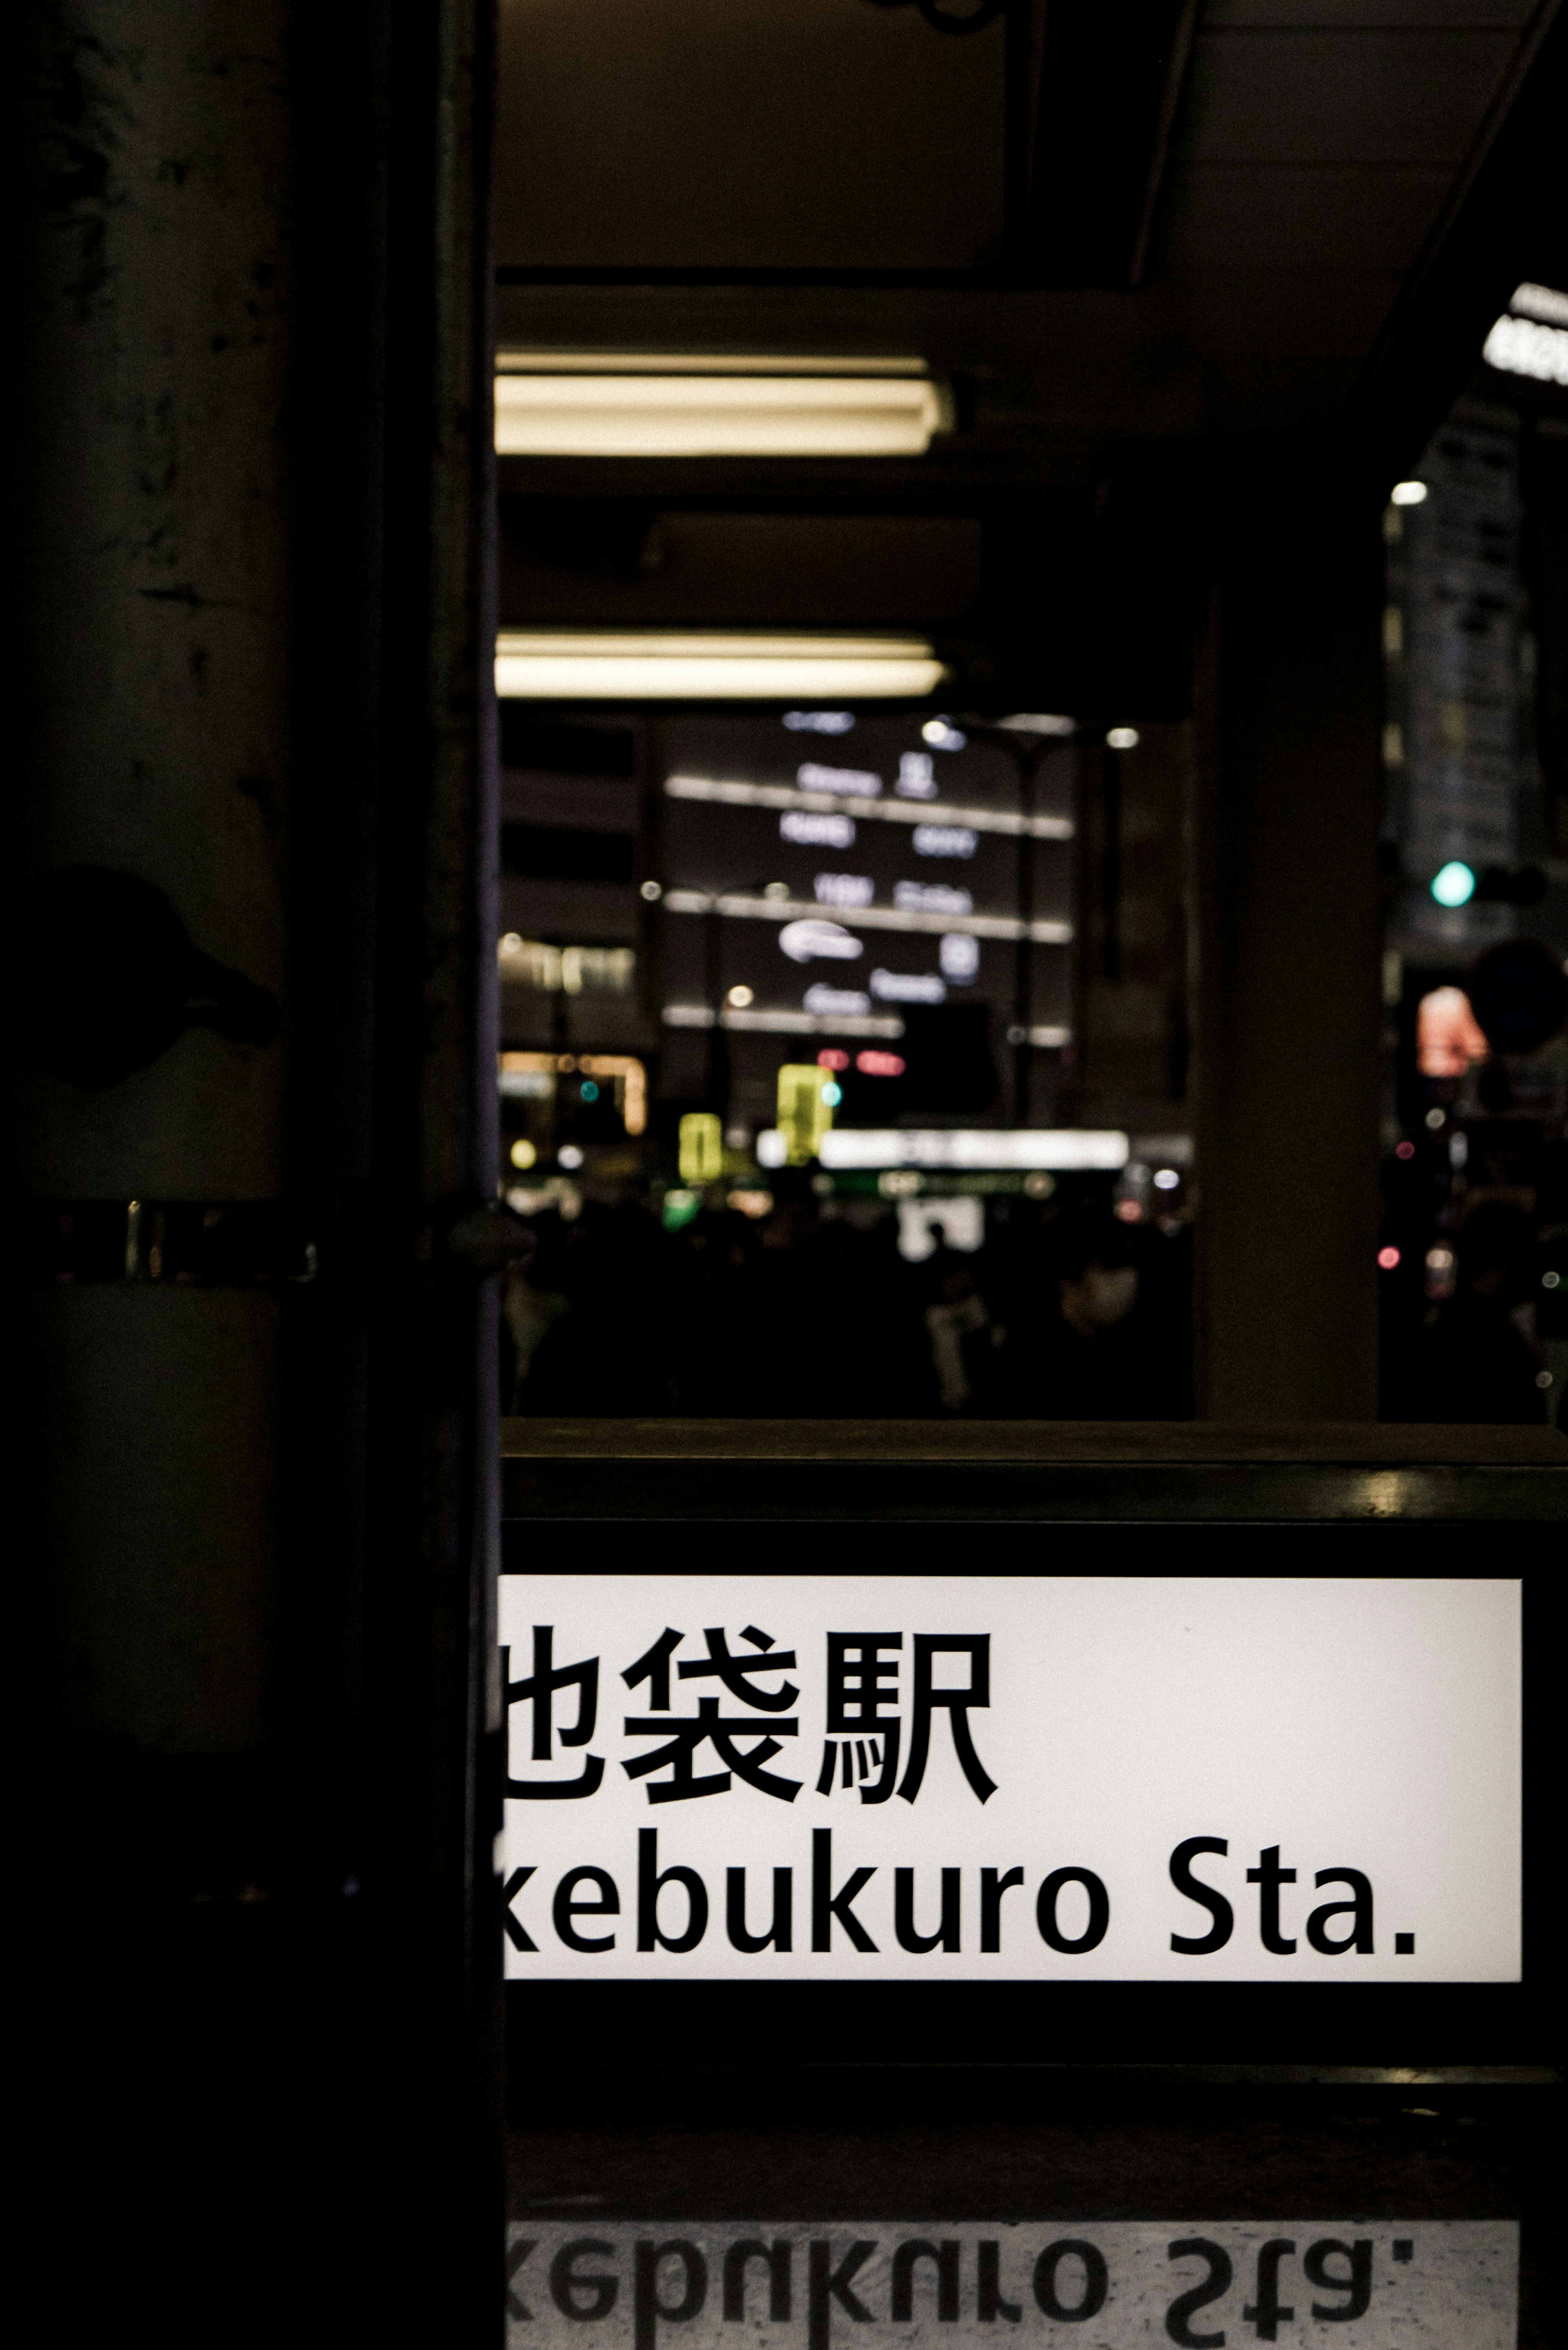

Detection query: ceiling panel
xmin=1161 ymin=161 xmax=1454 ymax=269
xmin=1177 ymin=28 xmax=1520 ymax=162
xmin=1203 ymin=0 xmax=1535 ymax=25
xmin=495 ymin=0 xmax=1007 ymax=272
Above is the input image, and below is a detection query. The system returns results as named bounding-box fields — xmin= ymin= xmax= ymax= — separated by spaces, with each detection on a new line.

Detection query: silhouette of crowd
xmin=502 ymin=1181 xmax=1196 ymax=1419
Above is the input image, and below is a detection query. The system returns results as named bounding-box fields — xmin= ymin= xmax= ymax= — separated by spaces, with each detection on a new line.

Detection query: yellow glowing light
xmin=495 ymin=631 xmax=947 ymax=702
xmin=679 ymin=1112 xmax=725 ymax=1185
xmin=494 ymin=358 xmax=948 ymax=459
xmin=776 ymin=1065 xmax=835 ymax=1166
xmin=498 ymin=1049 xmax=647 ymax=1135
xmin=509 ymin=1138 xmax=537 ymax=1170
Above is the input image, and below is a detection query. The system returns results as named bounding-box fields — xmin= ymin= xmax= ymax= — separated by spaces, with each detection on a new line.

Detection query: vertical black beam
xmin=371 ymin=0 xmax=502 ymax=2332
xmin=1194 ymin=469 xmax=1383 ymax=1419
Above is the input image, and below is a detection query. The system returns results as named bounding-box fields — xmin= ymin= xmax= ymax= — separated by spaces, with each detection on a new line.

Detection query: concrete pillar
xmin=10 ymin=2 xmax=499 ymax=2336
xmin=1195 ymin=474 xmax=1385 ymax=1420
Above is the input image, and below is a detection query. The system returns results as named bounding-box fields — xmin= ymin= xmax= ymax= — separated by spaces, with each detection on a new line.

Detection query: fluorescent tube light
xmin=494 ymin=357 xmax=949 ymax=459
xmin=818 ymin=1130 xmax=1129 ymax=1172
xmin=495 ymin=632 xmax=948 ymax=702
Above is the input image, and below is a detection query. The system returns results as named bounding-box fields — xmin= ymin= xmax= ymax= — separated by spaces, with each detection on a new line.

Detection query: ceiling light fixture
xmin=494 ymin=631 xmax=949 ymax=702
xmin=494 ymin=353 xmax=951 ymax=459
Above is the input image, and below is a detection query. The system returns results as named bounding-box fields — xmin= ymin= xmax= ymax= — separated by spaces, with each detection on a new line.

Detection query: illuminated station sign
xmin=499 ymin=1575 xmax=1519 ymax=1985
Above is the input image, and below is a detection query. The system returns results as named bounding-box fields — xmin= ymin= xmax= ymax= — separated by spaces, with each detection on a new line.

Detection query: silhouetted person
xmin=1002 ymin=1212 xmax=1160 ymax=1419
xmin=1409 ymin=1202 xmax=1548 ymax=1423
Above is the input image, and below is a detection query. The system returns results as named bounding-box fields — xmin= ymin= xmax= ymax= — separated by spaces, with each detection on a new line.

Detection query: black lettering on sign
xmin=807 ymin=2241 xmax=877 ymax=2350
xmin=553 ymin=1868 xmax=619 ymax=1954
xmin=811 ymin=1831 xmax=878 ymax=1952
xmin=503 ymin=1867 xmax=537 ymax=1953
xmin=1242 ymin=2241 xmax=1295 ymax=2341
xmin=976 ymin=2241 xmax=1021 ymax=2323
xmin=1304 ymin=2240 xmax=1373 ymax=2321
xmin=891 ymin=2241 xmax=960 ymax=2320
xmin=1306 ymin=1873 xmax=1374 ymax=1956
xmin=722 ymin=2241 xmax=792 ymax=2322
xmin=638 ymin=1830 xmax=708 ymax=1953
xmin=894 ymin=1870 xmax=961 ymax=1954
xmin=726 ymin=1867 xmax=793 ymax=1953
xmin=1035 ymin=1869 xmax=1109 ymax=1955
xmin=506 ymin=2239 xmax=537 ymax=2323
xmin=1245 ymin=1849 xmax=1297 ymax=1955
xmin=980 ymin=1868 xmax=1025 ymax=1954
xmin=1169 ymin=1839 xmax=1233 ymax=1955
xmin=1165 ymin=2239 xmax=1232 ymax=2348
xmin=634 ymin=2242 xmax=706 ymax=2350
xmin=1032 ymin=2243 xmax=1108 ymax=2323
xmin=550 ymin=2241 xmax=618 ymax=2322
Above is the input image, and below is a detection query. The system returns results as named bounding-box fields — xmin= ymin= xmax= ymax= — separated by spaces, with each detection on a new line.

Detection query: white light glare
xmin=493 ymin=360 xmax=948 ymax=458
xmin=871 ymin=969 xmax=944 ymax=1004
xmin=783 ymin=711 xmax=855 ymax=734
xmin=1390 ymin=481 xmax=1428 ymax=507
xmin=1431 ymin=860 xmax=1476 ymax=908
xmin=669 ymin=772 xmax=1073 ymax=842
xmin=495 ymin=632 xmax=947 ymax=701
xmin=922 ymin=718 xmax=967 ymax=751
xmin=779 ymin=918 xmax=863 ymax=964
xmin=913 ymin=824 xmax=977 ymax=859
xmin=1512 ymin=283 xmax=1568 ymax=325
xmin=1483 ymin=312 xmax=1568 ymax=386
xmin=820 ymin=1129 xmax=1129 ymax=1172
xmin=1106 ymin=727 xmax=1140 ymax=750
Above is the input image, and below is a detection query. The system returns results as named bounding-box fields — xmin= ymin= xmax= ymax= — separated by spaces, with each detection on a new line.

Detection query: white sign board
xmin=504 ymin=2222 xmax=1518 ymax=2350
xmin=498 ymin=1577 xmax=1520 ymax=1981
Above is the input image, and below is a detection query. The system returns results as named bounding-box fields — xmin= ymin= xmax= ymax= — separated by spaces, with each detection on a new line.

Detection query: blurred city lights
xmin=1378 ymin=1245 xmax=1401 ymax=1270
xmin=726 ymin=984 xmax=755 ymax=1007
xmin=1106 ymin=727 xmax=1140 ymax=750
xmin=509 ymin=1138 xmax=537 ymax=1169
xmin=1395 ymin=1140 xmax=1415 ymax=1160
xmin=1431 ymin=860 xmax=1476 ymax=906
xmin=1390 ymin=481 xmax=1428 ymax=506
xmin=557 ymin=1145 xmax=584 ymax=1169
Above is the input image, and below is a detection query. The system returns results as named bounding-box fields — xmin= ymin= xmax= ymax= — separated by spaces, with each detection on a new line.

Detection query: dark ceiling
xmin=492 ymin=0 xmax=1567 ymax=706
